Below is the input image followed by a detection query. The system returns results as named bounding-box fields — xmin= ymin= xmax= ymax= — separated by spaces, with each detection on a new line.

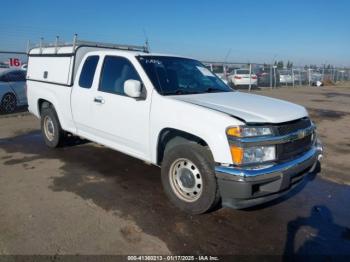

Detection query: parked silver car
xmin=0 ymin=69 xmax=27 ymax=113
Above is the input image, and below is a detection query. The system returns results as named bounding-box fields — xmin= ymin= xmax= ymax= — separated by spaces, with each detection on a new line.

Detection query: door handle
xmin=94 ymin=97 xmax=105 ymax=104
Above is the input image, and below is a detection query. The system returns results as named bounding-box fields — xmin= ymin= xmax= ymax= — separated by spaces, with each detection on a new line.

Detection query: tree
xmin=286 ymin=61 xmax=293 ymax=69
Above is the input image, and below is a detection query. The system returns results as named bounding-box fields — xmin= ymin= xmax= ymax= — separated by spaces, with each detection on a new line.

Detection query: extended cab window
xmin=99 ymin=56 xmax=140 ymax=95
xmin=79 ymin=56 xmax=99 ymax=88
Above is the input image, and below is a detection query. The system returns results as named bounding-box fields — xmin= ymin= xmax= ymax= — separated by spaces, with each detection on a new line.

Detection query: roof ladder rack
xmin=32 ymin=34 xmax=149 ymax=53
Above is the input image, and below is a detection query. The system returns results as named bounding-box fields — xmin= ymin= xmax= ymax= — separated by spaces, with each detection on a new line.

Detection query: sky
xmin=1 ymin=0 xmax=349 ymax=66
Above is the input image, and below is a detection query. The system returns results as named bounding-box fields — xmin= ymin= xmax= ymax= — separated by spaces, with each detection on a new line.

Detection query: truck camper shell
xmin=27 ymin=36 xmax=149 ymax=86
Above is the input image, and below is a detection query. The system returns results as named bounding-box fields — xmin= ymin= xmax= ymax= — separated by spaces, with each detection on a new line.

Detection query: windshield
xmin=137 ymin=56 xmax=232 ymax=95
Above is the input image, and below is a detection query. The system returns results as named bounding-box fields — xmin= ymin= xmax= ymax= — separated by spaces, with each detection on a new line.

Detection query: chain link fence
xmin=0 ymin=50 xmax=349 ymax=91
xmin=202 ymin=61 xmax=350 ymax=90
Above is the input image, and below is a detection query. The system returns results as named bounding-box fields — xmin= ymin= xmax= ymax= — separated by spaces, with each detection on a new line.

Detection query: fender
xmin=150 ymin=92 xmax=243 ymax=165
xmin=155 ymin=127 xmax=211 ymax=165
xmin=28 ymin=80 xmax=76 ymax=134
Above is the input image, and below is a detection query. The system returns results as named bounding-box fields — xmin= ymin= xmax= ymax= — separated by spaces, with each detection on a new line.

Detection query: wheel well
xmin=157 ymin=128 xmax=210 ymax=165
xmin=2 ymin=92 xmax=17 ymax=100
xmin=38 ymin=99 xmax=52 ymax=115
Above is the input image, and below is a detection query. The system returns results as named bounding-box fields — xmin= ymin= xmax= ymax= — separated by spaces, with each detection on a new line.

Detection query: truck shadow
xmin=1 ymin=131 xmax=350 ymax=255
xmin=283 ymin=205 xmax=350 ymax=258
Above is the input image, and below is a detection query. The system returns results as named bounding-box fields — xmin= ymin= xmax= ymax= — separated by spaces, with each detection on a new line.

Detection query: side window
xmin=99 ymin=56 xmax=140 ymax=95
xmin=6 ymin=71 xmax=26 ymax=82
xmin=18 ymin=71 xmax=26 ymax=81
xmin=79 ymin=56 xmax=99 ymax=88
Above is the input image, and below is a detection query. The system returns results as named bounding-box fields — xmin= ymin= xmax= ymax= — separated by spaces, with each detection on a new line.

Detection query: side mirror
xmin=124 ymin=79 xmax=142 ymax=98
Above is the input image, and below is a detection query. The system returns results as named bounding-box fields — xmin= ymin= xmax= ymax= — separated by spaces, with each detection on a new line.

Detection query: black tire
xmin=40 ymin=105 xmax=66 ymax=148
xmin=0 ymin=93 xmax=17 ymax=113
xmin=161 ymin=143 xmax=220 ymax=214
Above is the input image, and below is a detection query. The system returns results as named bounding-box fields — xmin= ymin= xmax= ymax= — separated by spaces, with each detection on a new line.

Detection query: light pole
xmin=270 ymin=55 xmax=277 ymax=89
xmin=223 ymin=48 xmax=232 ymax=81
xmin=322 ymin=61 xmax=327 ymax=82
xmin=248 ymin=63 xmax=252 ymax=91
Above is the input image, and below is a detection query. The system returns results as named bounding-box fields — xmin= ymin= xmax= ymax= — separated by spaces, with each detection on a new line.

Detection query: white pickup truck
xmin=27 ymin=39 xmax=323 ymax=214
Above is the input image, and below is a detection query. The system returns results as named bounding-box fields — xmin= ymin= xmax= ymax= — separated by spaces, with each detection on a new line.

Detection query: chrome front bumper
xmin=215 ymin=141 xmax=323 ymax=209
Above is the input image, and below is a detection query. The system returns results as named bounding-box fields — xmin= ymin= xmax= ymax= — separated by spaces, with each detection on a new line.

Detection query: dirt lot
xmin=0 ymin=85 xmax=349 ymax=256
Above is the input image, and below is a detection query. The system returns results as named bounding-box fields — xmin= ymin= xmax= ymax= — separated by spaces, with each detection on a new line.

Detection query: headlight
xmin=227 ymin=126 xmax=273 ymax=137
xmin=230 ymin=145 xmax=276 ymax=165
xmin=226 ymin=126 xmax=275 ymax=165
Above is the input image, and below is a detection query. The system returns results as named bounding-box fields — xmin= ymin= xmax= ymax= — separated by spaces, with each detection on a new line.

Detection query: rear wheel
xmin=40 ymin=106 xmax=66 ymax=148
xmin=161 ymin=143 xmax=220 ymax=214
xmin=0 ymin=93 xmax=17 ymax=113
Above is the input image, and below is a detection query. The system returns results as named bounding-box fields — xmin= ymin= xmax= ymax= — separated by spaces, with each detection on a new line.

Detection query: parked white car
xmin=229 ymin=69 xmax=257 ymax=87
xmin=310 ymin=72 xmax=323 ymax=86
xmin=26 ymin=39 xmax=323 ymax=214
xmin=0 ymin=69 xmax=27 ymax=113
xmin=279 ymin=70 xmax=293 ymax=85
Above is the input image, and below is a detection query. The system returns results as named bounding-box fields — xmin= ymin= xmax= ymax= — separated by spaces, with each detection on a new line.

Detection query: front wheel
xmin=161 ymin=143 xmax=220 ymax=214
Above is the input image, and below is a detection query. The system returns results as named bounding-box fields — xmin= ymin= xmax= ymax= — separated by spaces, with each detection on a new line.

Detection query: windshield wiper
xmin=163 ymin=88 xmax=229 ymax=96
xmin=205 ymin=87 xmax=227 ymax=93
xmin=163 ymin=89 xmax=200 ymax=95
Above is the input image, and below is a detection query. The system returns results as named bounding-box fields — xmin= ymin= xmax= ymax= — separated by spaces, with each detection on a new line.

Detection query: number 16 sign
xmin=9 ymin=58 xmax=21 ymax=67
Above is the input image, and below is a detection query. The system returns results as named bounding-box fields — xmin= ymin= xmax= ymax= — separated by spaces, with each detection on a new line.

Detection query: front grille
xmin=277 ymin=134 xmax=313 ymax=161
xmin=276 ymin=118 xmax=311 ymax=136
xmin=271 ymin=118 xmax=314 ymax=161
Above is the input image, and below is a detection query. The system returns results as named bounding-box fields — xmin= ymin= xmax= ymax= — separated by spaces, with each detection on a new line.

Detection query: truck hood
xmin=170 ymin=91 xmax=308 ymax=123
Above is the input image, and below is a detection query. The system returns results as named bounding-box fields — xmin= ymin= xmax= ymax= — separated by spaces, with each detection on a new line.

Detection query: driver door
xmin=91 ymin=55 xmax=151 ymax=161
